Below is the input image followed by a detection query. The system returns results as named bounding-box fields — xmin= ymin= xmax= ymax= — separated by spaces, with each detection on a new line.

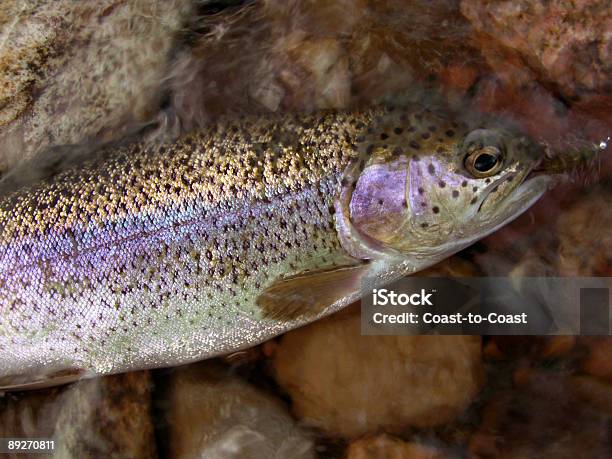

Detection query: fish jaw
xmin=425 ymin=174 xmax=551 ymax=260
xmin=476 ymin=174 xmax=551 ymax=235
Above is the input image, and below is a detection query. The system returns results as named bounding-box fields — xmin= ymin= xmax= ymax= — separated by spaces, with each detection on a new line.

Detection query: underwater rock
xmin=52 ymin=371 xmax=156 ymax=458
xmin=469 ymin=369 xmax=612 ymax=458
xmin=0 ymin=387 xmax=61 ymax=455
xmin=484 ymin=336 xmax=576 ymax=361
xmin=556 ymin=186 xmax=612 ymax=277
xmin=0 ymin=0 xmax=190 ymax=168
xmin=282 ymin=38 xmax=351 ymax=110
xmin=460 ymin=0 xmax=611 ymax=105
xmin=460 ymin=0 xmax=612 ymax=147
xmin=272 ymin=305 xmax=483 ymax=438
xmin=165 ymin=362 xmax=315 ymax=459
xmin=0 ymin=371 xmax=155 ymax=459
xmin=345 ymin=434 xmax=444 ymax=459
xmin=168 ymin=0 xmax=482 ymax=127
xmin=446 ymin=0 xmax=612 ymax=161
xmin=580 ymin=337 xmax=612 ymax=383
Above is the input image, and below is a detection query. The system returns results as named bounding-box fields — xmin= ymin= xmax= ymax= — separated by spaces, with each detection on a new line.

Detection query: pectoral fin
xmin=256 ymin=264 xmax=370 ymax=321
xmin=0 ymin=368 xmax=87 ymax=392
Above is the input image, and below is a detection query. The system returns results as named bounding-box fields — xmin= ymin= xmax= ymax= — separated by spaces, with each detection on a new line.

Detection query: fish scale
xmin=0 ymin=104 xmax=552 ymax=389
xmin=0 ymin=109 xmax=379 ymax=384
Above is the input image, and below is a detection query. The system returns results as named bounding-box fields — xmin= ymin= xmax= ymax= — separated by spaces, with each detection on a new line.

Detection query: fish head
xmin=349 ymin=106 xmax=551 ymax=262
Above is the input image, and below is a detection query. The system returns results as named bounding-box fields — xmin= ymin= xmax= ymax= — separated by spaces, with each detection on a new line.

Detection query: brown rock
xmin=0 ymin=387 xmax=60 ymax=444
xmin=556 ymin=186 xmax=612 ymax=276
xmin=284 ymin=38 xmax=351 ymax=110
xmin=346 ymin=434 xmax=445 ymax=459
xmin=469 ymin=369 xmax=612 ymax=458
xmin=0 ymin=371 xmax=155 ymax=459
xmin=165 ymin=362 xmax=315 ymax=459
xmin=0 ymin=0 xmax=190 ymax=169
xmin=460 ymin=0 xmax=612 ymax=148
xmin=169 ymin=0 xmax=484 ymax=127
xmin=485 ymin=336 xmax=576 ymax=361
xmin=580 ymin=337 xmax=612 ymax=382
xmin=273 ymin=306 xmax=483 ymax=438
xmin=53 ymin=372 xmax=156 ymax=459
xmin=570 ymin=374 xmax=612 ymax=416
xmin=461 ymin=0 xmax=611 ymax=102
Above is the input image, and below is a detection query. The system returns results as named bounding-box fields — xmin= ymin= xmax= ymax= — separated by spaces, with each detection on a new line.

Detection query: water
xmin=0 ymin=0 xmax=610 ymax=458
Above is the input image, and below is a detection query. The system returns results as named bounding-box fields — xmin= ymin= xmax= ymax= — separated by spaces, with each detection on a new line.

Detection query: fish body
xmin=0 ymin=105 xmax=550 ymax=389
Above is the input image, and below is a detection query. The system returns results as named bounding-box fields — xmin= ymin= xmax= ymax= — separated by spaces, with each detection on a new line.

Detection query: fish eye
xmin=464 ymin=145 xmax=504 ymax=178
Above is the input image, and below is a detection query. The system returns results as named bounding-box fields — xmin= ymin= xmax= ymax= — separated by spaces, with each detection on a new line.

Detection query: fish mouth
xmin=478 ymin=158 xmax=549 ymax=214
xmin=529 ymin=157 xmax=557 ymax=177
xmin=476 ymin=158 xmax=552 ymax=235
xmin=486 ymin=172 xmax=551 ymax=224
xmin=432 ymin=170 xmax=551 ymax=261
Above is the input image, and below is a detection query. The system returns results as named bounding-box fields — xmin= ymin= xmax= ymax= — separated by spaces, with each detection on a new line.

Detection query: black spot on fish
xmin=410 ymin=140 xmax=421 ymax=150
xmin=366 ymin=144 xmax=375 ymax=154
xmin=380 ymin=133 xmax=389 ymax=140
xmin=393 ymin=147 xmax=403 ymax=156
xmin=411 ymin=155 xmax=420 ymax=162
xmin=439 ymin=181 xmax=446 ymax=188
xmin=418 ymin=187 xmax=425 ymax=194
xmin=421 ymin=222 xmax=429 ymax=228
xmin=470 ymin=197 xmax=478 ymax=204
xmin=421 ymin=132 xmax=431 ymax=140
xmin=452 ymin=190 xmax=459 ymax=198
xmin=472 ymin=186 xmax=478 ymax=192
xmin=432 ymin=206 xmax=440 ymax=214
xmin=462 ymin=180 xmax=468 ymax=187
xmin=445 ymin=129 xmax=455 ymax=137
xmin=485 ymin=178 xmax=491 ymax=183
xmin=428 ymin=164 xmax=435 ymax=174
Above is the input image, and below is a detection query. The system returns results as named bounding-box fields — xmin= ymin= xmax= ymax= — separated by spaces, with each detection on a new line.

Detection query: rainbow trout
xmin=0 ymin=104 xmax=552 ymax=390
